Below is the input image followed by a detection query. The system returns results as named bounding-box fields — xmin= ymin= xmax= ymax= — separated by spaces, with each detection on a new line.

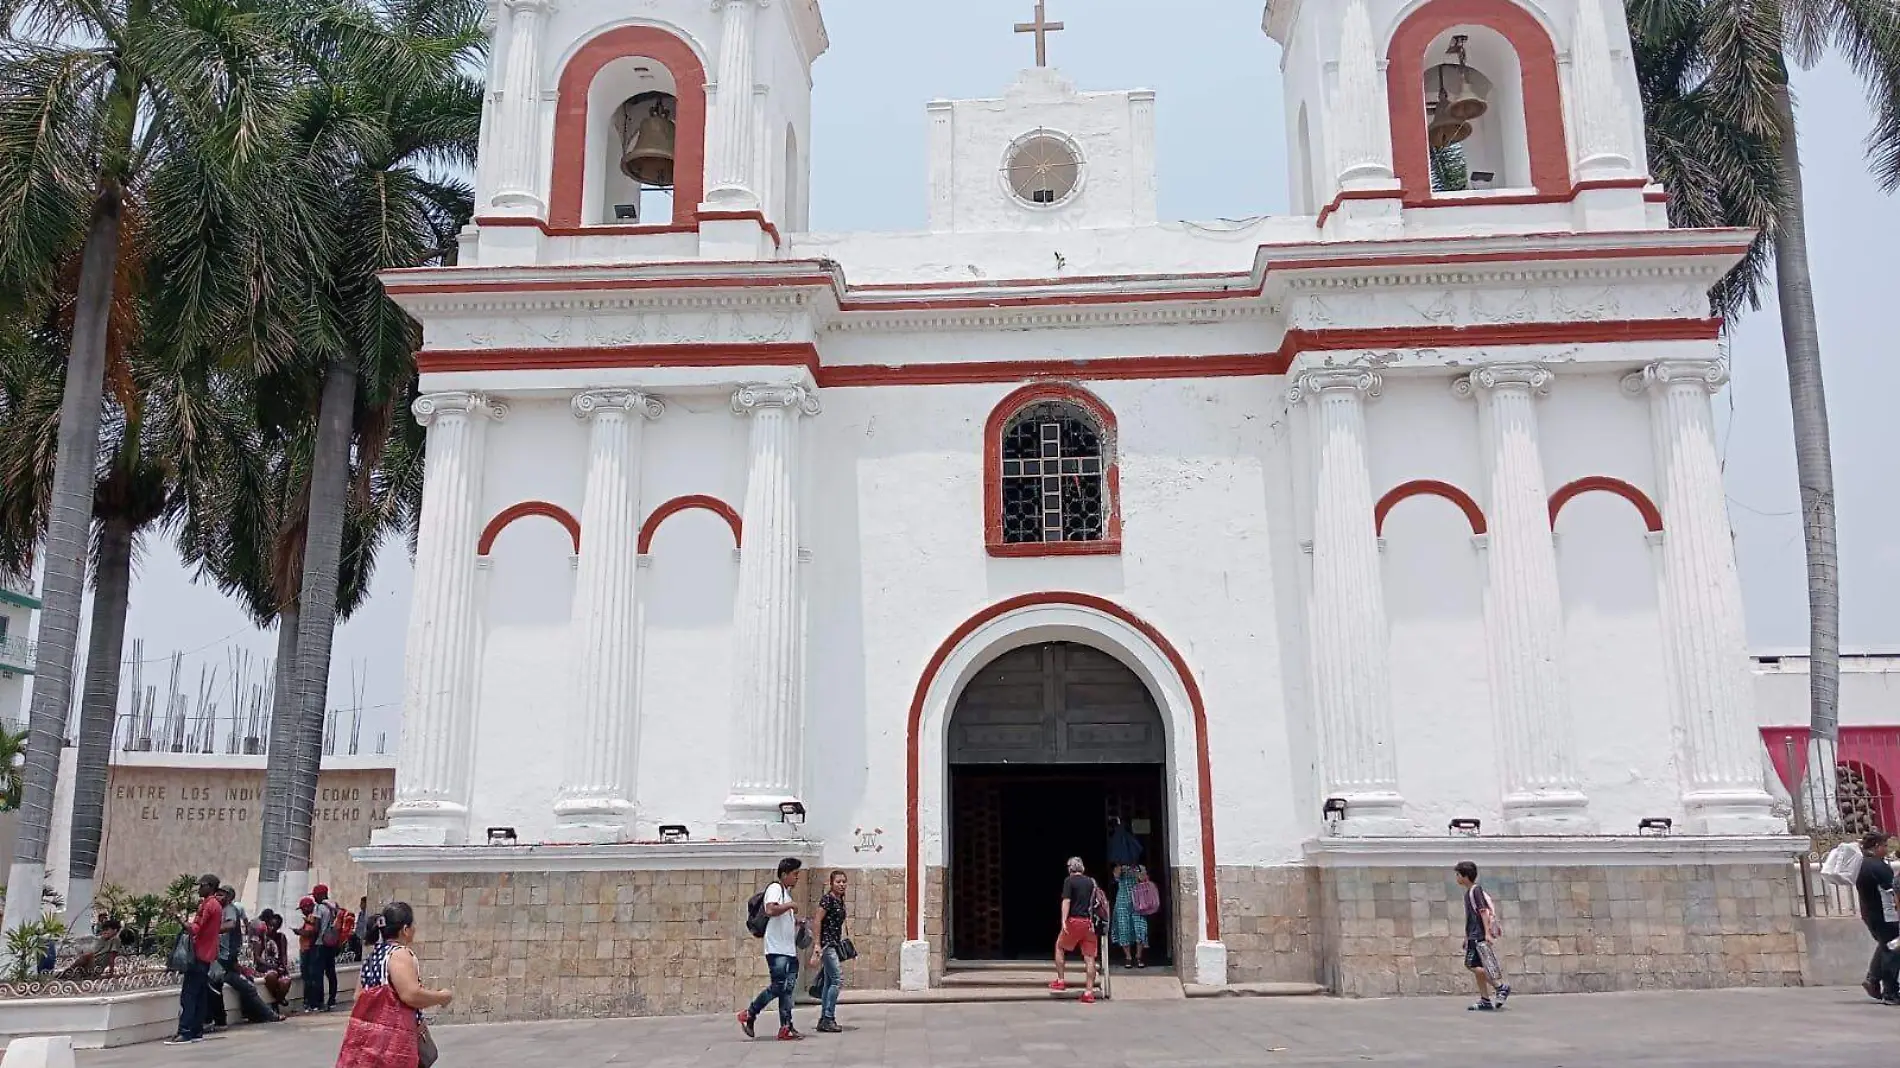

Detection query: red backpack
xmin=335 ymin=908 xmax=357 ymax=946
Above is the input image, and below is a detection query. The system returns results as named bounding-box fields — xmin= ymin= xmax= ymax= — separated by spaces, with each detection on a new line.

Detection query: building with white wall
xmin=0 ymin=574 xmax=38 ymax=729
xmin=358 ymin=0 xmax=1805 ymax=1019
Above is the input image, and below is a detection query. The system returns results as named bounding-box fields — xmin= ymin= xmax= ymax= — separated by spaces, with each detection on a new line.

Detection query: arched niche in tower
xmin=548 ymin=24 xmax=708 ymax=228
xmin=1384 ymin=0 xmax=1570 ymax=201
xmin=1418 ymin=27 xmax=1529 ymax=192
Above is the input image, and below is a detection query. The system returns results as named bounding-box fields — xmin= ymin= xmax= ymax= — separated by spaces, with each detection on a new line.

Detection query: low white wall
xmin=0 ymin=964 xmax=359 ymax=1051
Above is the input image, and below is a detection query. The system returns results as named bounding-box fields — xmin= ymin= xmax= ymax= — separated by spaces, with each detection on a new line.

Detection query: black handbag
xmin=417 ymin=1019 xmax=439 ymax=1068
xmin=837 ymin=938 xmax=858 ymax=963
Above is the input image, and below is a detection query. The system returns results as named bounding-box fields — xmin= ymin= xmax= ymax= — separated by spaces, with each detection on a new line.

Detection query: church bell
xmin=1424 ymin=57 xmax=1488 ymax=149
xmin=619 ymin=94 xmax=677 ymax=189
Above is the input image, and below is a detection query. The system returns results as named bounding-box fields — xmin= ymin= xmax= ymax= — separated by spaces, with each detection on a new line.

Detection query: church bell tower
xmin=1264 ymin=0 xmax=1656 ymax=237
xmin=469 ymin=0 xmax=828 ymax=263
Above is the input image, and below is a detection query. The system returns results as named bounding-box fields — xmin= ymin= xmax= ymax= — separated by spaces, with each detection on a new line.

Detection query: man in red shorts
xmin=1050 ymin=857 xmax=1102 ymax=1003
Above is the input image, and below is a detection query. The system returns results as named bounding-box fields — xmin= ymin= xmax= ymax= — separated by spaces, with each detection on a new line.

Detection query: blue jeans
xmin=177 ymin=959 xmax=211 ymax=1039
xmin=819 ymin=946 xmax=844 ymax=1020
xmin=747 ymin=953 xmax=798 ymax=1030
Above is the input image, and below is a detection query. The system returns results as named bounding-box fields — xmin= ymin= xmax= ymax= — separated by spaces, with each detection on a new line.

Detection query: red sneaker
xmin=1080 ymin=992 xmax=1097 ymax=1004
xmin=777 ymin=1027 xmax=804 ymax=1041
xmin=736 ymin=1010 xmax=754 ymax=1038
xmin=1048 ymin=980 xmax=1068 ymax=992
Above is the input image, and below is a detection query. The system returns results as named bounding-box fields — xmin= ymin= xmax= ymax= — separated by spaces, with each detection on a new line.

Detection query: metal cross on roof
xmin=1015 ymin=0 xmax=1064 ymax=67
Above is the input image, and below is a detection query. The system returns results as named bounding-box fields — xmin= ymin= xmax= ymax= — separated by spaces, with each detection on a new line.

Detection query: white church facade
xmin=358 ymin=0 xmax=1805 ymax=1019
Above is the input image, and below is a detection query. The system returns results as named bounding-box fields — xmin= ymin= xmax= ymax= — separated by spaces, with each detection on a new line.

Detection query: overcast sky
xmin=59 ymin=0 xmax=1899 ymax=746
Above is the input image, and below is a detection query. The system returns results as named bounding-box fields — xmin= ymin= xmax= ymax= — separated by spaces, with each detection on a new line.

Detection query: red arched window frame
xmin=547 ymin=25 xmax=708 ymax=228
xmin=983 ymin=383 xmax=1122 ymax=558
xmin=637 ymin=494 xmax=743 ymax=554
xmin=1548 ymin=476 xmax=1664 ymax=533
xmin=478 ymin=501 xmax=582 ymax=556
xmin=1374 ymin=480 xmax=1488 ymax=536
xmin=1385 ymin=0 xmax=1572 ymax=202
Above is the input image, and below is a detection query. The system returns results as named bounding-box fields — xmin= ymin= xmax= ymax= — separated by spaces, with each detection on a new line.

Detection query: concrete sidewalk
xmin=79 ymin=986 xmax=1892 ymax=1067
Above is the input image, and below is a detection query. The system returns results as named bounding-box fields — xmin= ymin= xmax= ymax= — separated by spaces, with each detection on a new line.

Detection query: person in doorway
xmin=1111 ymin=864 xmax=1150 ymax=969
xmin=1854 ymin=831 xmax=1899 ymax=1004
xmin=312 ymin=884 xmax=342 ymax=1010
xmin=1455 ymin=861 xmax=1511 ymax=1011
xmin=1051 ymin=857 xmax=1101 ymax=1003
xmin=164 ymin=873 xmax=225 ymax=1045
xmin=1107 ymin=817 xmax=1143 ymax=869
xmin=296 ymin=896 xmax=324 ymax=1014
xmin=738 ymin=858 xmax=805 ymax=1041
xmin=809 ymin=870 xmax=849 ymax=1033
xmin=254 ymin=911 xmax=293 ymax=1012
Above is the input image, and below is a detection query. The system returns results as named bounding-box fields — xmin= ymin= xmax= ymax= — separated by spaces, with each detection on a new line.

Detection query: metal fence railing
xmin=0 ymin=636 xmax=34 ymax=674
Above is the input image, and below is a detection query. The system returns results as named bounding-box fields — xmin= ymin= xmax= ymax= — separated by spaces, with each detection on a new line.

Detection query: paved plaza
xmin=79 ymin=987 xmax=1894 ymax=1067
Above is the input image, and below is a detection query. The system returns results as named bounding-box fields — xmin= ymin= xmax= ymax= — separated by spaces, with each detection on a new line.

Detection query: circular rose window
xmin=1004 ymin=130 xmax=1082 ymax=207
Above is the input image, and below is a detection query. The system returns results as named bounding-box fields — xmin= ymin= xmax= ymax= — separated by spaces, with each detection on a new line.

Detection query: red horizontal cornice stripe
xmin=418 ymin=342 xmax=820 ymax=375
xmin=385 ymin=273 xmax=837 ymax=297
xmin=415 ymin=319 xmax=1723 ymax=382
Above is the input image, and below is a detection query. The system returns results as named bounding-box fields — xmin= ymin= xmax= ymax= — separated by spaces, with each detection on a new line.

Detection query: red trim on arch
xmin=637 ymin=494 xmax=743 ymax=555
xmin=982 ymin=383 xmax=1123 ymax=558
xmin=548 ymin=26 xmax=708 ymax=228
xmin=904 ymin=593 xmax=1220 ymax=942
xmin=1387 ymin=0 xmax=1572 ymax=202
xmin=478 ymin=501 xmax=581 ymax=556
xmin=1375 ymin=480 xmax=1488 ymax=535
xmin=1548 ymin=476 xmax=1664 ymax=533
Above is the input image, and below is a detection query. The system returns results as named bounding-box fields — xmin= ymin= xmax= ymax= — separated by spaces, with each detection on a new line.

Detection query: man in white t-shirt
xmin=738 ymin=858 xmax=805 ymax=1041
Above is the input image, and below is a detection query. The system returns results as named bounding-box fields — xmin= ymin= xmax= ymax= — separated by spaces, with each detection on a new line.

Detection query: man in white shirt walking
xmin=739 ymin=858 xmax=806 ymax=1041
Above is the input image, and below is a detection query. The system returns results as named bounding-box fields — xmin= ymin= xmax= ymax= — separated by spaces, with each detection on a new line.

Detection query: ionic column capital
xmin=1287 ymin=369 xmax=1381 ymax=404
xmin=502 ymin=0 xmax=552 ymax=17
xmin=571 ymin=389 xmax=665 ymax=421
xmin=413 ymin=391 xmax=508 ymax=426
xmin=732 ymin=383 xmax=821 ymax=417
xmin=1454 ymin=364 xmax=1553 ymax=398
xmin=1621 ymin=359 xmax=1728 ymax=396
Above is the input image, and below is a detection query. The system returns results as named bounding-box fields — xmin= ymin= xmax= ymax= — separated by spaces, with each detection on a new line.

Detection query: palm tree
xmin=1626 ymin=0 xmax=1900 ymax=827
xmin=0 ymin=0 xmax=298 ymax=931
xmin=244 ymin=0 xmax=480 ymax=907
xmin=177 ymin=364 xmax=421 ymax=909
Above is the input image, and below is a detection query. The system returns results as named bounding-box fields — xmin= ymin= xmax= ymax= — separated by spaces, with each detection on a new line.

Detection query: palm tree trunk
xmin=2 ymin=184 xmax=124 ymax=935
xmin=283 ymin=353 xmax=357 ymax=890
xmin=256 ymin=601 xmax=299 ymax=911
xmin=1771 ymin=82 xmax=1841 ymax=830
xmin=65 ymin=515 xmax=134 ymax=925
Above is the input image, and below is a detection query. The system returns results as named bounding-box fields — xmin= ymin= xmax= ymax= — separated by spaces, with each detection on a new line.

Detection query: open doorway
xmin=946 ymin=642 xmax=1171 ymax=964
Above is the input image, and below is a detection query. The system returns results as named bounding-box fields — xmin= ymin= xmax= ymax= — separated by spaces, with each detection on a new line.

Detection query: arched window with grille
xmin=983 ymin=384 xmax=1121 ymax=557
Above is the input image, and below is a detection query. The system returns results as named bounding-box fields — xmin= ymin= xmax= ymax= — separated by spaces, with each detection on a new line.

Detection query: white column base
xmin=372 ymin=803 xmax=471 ymax=847
xmin=1193 ymin=940 xmax=1229 ymax=988
xmin=1504 ymin=791 xmax=1597 ymax=835
xmin=553 ymin=800 xmax=636 ymax=844
xmin=0 ymin=1035 xmax=75 ymax=1068
xmin=1684 ymin=790 xmax=1786 ymax=836
xmin=697 ymin=213 xmax=771 ymax=261
xmin=900 ymin=939 xmax=932 ymax=991
xmin=1 ymin=861 xmax=45 ymax=933
xmin=1325 ymin=792 xmax=1413 ymax=837
xmin=486 ymin=191 xmax=546 ymax=216
xmin=63 ymin=877 xmax=95 ymax=930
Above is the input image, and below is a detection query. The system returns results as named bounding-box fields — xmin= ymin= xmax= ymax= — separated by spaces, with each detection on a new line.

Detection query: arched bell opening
xmin=585 ymin=56 xmax=681 ymax=225
xmin=1418 ymin=26 xmax=1530 ymax=193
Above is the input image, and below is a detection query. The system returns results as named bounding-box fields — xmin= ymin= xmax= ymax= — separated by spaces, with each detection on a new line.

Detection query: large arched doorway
xmin=948 ymin=641 xmax=1171 ymax=962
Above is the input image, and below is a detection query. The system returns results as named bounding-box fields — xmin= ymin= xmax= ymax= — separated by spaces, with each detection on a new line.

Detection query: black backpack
xmin=746 ymin=883 xmax=776 ymax=938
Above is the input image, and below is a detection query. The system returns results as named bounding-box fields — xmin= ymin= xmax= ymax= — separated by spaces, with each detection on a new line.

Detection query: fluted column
xmin=1334 ymin=0 xmax=1395 ymax=188
xmin=704 ymin=0 xmax=763 ymax=209
xmin=378 ymin=392 xmax=506 ymax=846
xmin=555 ymin=389 xmax=664 ymax=841
xmin=1457 ymin=366 xmax=1593 ymax=833
xmin=1289 ymin=370 xmax=1409 ymax=835
xmin=1570 ymin=0 xmax=1636 ymax=178
xmin=722 ymin=383 xmax=819 ymax=833
xmin=489 ymin=0 xmax=552 ymax=212
xmin=1625 ymin=360 xmax=1781 ymax=833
